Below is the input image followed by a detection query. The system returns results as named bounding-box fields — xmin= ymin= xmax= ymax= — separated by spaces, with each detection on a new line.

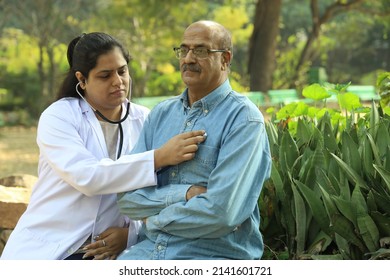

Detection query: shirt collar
xmin=180 ymin=79 xmax=232 ymax=113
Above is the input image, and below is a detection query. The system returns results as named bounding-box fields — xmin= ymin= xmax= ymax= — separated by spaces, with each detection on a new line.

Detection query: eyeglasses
xmin=173 ymin=46 xmax=228 ymax=59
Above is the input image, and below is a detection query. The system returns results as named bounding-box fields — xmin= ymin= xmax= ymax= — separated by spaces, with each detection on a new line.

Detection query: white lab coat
xmin=1 ymin=97 xmax=156 ymax=259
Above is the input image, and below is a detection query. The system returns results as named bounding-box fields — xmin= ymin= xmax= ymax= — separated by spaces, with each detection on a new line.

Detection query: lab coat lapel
xmin=80 ymin=99 xmax=109 ymax=158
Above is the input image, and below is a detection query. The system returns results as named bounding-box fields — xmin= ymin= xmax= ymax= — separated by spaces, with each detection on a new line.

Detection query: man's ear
xmin=221 ymin=51 xmax=232 ymax=69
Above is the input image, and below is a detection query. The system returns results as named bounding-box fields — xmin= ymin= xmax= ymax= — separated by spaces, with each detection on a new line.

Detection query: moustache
xmin=182 ymin=64 xmax=201 ymax=72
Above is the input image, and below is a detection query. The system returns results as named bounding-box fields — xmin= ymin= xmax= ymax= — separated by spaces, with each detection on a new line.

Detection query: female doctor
xmin=1 ymin=32 xmax=205 ymax=260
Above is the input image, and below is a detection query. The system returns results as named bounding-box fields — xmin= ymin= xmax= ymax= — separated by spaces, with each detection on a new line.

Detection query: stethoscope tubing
xmin=76 ymin=82 xmax=130 ymax=159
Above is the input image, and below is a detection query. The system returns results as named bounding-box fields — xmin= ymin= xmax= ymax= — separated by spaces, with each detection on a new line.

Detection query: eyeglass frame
xmin=173 ymin=46 xmax=229 ymax=59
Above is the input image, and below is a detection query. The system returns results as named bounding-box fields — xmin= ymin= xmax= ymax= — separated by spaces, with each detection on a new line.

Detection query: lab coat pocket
xmin=14 ymin=227 xmax=61 ymax=259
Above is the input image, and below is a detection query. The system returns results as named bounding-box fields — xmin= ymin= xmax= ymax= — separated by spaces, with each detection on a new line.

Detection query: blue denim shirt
xmin=118 ymin=79 xmax=272 ymax=259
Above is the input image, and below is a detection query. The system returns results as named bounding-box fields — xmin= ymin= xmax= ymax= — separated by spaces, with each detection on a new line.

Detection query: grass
xmin=0 ymin=126 xmax=39 ymax=179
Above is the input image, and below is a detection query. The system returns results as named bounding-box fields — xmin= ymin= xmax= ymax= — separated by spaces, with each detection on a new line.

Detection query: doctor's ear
xmin=75 ymin=71 xmax=86 ymax=85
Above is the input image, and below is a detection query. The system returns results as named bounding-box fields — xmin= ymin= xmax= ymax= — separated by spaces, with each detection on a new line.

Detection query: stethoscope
xmin=76 ymin=82 xmax=130 ymax=159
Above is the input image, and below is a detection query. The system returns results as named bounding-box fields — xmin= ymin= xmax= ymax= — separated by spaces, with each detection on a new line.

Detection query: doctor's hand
xmin=82 ymin=227 xmax=128 ymax=260
xmin=154 ymin=130 xmax=206 ymax=170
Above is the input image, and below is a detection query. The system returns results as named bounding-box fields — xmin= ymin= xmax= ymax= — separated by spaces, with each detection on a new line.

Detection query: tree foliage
xmin=0 ymin=0 xmax=389 ymax=122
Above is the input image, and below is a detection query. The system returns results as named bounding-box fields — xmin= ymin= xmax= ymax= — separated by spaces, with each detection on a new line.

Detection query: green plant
xmin=260 ymin=82 xmax=390 ymax=260
xmin=377 ymin=71 xmax=390 ymax=114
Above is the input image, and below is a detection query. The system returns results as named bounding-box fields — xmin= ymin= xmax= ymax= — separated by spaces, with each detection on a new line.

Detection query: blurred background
xmin=2 ymin=0 xmax=389 ymax=177
xmin=0 ymin=0 xmax=389 ymax=126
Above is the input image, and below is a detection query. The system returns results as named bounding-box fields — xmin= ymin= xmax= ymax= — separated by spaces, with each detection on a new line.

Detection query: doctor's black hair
xmin=56 ymin=32 xmax=131 ymax=100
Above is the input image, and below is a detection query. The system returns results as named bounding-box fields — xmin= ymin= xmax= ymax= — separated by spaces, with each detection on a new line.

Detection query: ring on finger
xmin=102 ymin=239 xmax=106 ymax=247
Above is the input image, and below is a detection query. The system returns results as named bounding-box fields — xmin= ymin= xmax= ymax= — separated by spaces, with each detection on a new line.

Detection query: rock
xmin=0 ymin=229 xmax=13 ymax=255
xmin=0 ymin=174 xmax=37 ymax=229
xmin=0 ymin=174 xmax=38 ymax=189
xmin=0 ymin=185 xmax=31 ymax=229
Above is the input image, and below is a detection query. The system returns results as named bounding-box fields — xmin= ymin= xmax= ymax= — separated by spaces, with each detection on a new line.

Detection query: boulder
xmin=0 ymin=174 xmax=38 ymax=188
xmin=0 ymin=185 xmax=31 ymax=229
xmin=0 ymin=174 xmax=37 ymax=229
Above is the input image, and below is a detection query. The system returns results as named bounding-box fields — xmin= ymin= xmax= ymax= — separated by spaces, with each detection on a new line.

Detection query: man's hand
xmin=141 ymin=185 xmax=206 ymax=225
xmin=186 ymin=185 xmax=207 ymax=201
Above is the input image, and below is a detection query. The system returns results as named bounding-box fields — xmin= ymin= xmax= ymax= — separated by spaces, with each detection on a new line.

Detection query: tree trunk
xmin=248 ymin=0 xmax=282 ymax=94
xmin=289 ymin=0 xmax=365 ymax=88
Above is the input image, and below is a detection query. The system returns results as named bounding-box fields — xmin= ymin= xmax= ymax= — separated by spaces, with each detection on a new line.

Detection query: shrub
xmin=260 ymin=76 xmax=390 ymax=260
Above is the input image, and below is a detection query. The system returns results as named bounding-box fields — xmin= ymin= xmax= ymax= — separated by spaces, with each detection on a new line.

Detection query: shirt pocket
xmin=181 ymin=144 xmax=219 ymax=185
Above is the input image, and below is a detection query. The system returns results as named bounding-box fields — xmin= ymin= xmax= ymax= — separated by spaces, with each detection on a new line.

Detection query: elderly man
xmin=118 ymin=20 xmax=271 ymax=260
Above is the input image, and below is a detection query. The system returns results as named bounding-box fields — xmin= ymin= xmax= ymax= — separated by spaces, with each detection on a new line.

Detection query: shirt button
xmin=171 ymin=172 xmax=176 ymax=177
xmin=204 ymin=109 xmax=208 ymax=114
xmin=186 ymin=121 xmax=191 ymax=126
xmin=157 ymin=245 xmax=163 ymax=251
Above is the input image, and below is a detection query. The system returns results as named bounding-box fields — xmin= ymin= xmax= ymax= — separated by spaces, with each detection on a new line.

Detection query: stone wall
xmin=0 ymin=174 xmax=37 ymax=256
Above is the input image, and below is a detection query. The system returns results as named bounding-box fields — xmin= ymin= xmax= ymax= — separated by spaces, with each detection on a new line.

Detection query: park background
xmin=0 ymin=0 xmax=390 ymax=260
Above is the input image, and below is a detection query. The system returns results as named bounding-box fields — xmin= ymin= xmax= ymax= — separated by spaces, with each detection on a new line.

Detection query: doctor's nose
xmin=112 ymin=73 xmax=123 ymax=87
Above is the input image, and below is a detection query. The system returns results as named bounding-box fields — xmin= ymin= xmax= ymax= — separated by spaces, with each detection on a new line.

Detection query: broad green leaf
xmin=315 ymin=168 xmax=338 ymax=196
xmin=361 ymin=136 xmax=375 ymax=177
xmin=282 ymin=196 xmax=297 ymax=251
xmin=367 ymin=248 xmax=390 ymax=260
xmin=366 ymin=133 xmax=383 ymax=167
xmin=302 ymin=83 xmax=331 ymax=100
xmin=296 ymin=181 xmax=332 ymax=236
xmin=304 ymin=147 xmax=326 ymax=186
xmin=291 ymin=101 xmax=309 ymax=117
xmin=311 ymin=254 xmax=344 ymax=260
xmin=366 ymin=191 xmax=377 ymax=212
xmin=276 ymin=103 xmax=298 ymax=120
xmin=384 ymin=146 xmax=390 ymax=172
xmin=279 ymin=130 xmax=299 ymax=175
xmin=337 ymin=92 xmax=362 ymax=111
xmin=330 ymin=213 xmax=366 ymax=252
xmin=375 ymin=120 xmax=390 ymax=158
xmin=332 ymin=196 xmax=356 ymax=227
xmin=371 ymin=190 xmax=390 ymax=214
xmin=265 ymin=122 xmax=279 ymax=156
xmin=292 ymin=182 xmax=307 ymax=256
xmin=335 ymin=233 xmax=350 ymax=259
xmin=270 ymin=164 xmax=285 ymax=202
xmin=323 ymin=119 xmax=338 ymax=153
xmin=307 ymin=231 xmax=332 ymax=255
xmin=330 ymin=153 xmax=368 ymax=190
xmin=357 ymin=215 xmax=379 ymax=253
xmin=298 ymin=149 xmax=313 ymax=182
xmin=265 ymin=122 xmax=278 ymax=148
xmin=373 ymin=164 xmax=390 ymax=193
xmin=327 ymin=171 xmax=341 ymax=195
xmin=341 ymin=131 xmax=361 ymax=175
xmin=351 ymin=186 xmax=368 ymax=216
xmin=296 ymin=118 xmax=312 ymax=147
xmin=329 ymin=82 xmax=351 ymax=93
xmin=369 ymin=101 xmax=379 ymax=138
xmin=371 ymin=211 xmax=390 ymax=236
xmin=376 ymin=71 xmax=390 ymax=87
xmin=309 ymin=126 xmax=324 ymax=150
xmin=307 ymin=106 xmax=321 ymax=119
xmin=318 ymin=185 xmax=339 ymax=222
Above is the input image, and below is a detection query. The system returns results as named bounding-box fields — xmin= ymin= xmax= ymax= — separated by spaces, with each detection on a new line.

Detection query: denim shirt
xmin=118 ymin=79 xmax=272 ymax=260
